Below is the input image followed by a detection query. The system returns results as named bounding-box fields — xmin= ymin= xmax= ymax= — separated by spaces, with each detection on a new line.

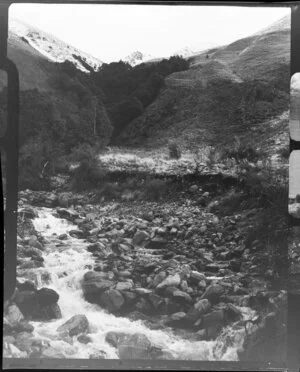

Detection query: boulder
xmin=44 ymin=194 xmax=58 ymax=208
xmin=14 ymin=332 xmax=35 ymax=352
xmin=186 ymin=299 xmax=211 ymax=323
xmin=146 ymin=236 xmax=168 ymax=250
xmin=37 ymin=288 xmax=59 ymax=306
xmin=42 ymin=347 xmax=66 ymax=358
xmin=16 ymin=280 xmax=37 ymax=292
xmin=100 ymin=289 xmax=124 ymax=312
xmin=199 ymin=225 xmax=207 ymax=234
xmin=172 ymin=290 xmax=192 ymax=303
xmin=13 ymin=290 xmax=38 ymax=317
xmin=189 ymin=185 xmax=198 ymax=192
xmin=194 ymin=298 xmax=211 ymax=313
xmin=58 ymin=234 xmax=68 ymax=240
xmin=23 ymin=247 xmax=43 ymax=260
xmin=105 ymin=332 xmax=127 ymax=348
xmin=201 ymin=284 xmax=224 ymax=304
xmin=132 ymin=231 xmax=149 ymax=246
xmin=88 ymin=243 xmax=113 ymax=258
xmin=14 ymin=320 xmax=34 ymax=333
xmin=225 ymin=303 xmax=242 ymax=322
xmin=82 ymin=271 xmax=114 ymax=297
xmin=43 ymin=303 xmax=62 ymax=320
xmin=148 ymin=293 xmax=166 ymax=312
xmin=157 ymin=273 xmax=181 ymax=289
xmin=56 ymin=208 xmax=79 ymax=222
xmin=19 ymin=261 xmax=43 ymax=269
xmin=3 ymin=343 xmax=27 ymax=358
xmin=58 ymin=193 xmax=72 ymax=208
xmin=170 ymin=312 xmax=186 ymax=321
xmin=69 ymin=230 xmax=86 ymax=239
xmin=151 ymin=271 xmax=167 ymax=288
xmin=18 ymin=219 xmax=37 ymax=239
xmin=118 ymin=333 xmax=152 ymax=359
xmin=6 ymin=304 xmax=24 ymax=326
xmin=57 ymin=314 xmax=89 ymax=336
xmin=116 ymin=282 xmax=133 ymax=291
xmin=190 ymin=271 xmax=206 ymax=283
xmin=78 ymin=334 xmax=92 ymax=344
xmin=238 ymin=312 xmax=281 ymax=362
xmin=18 ymin=207 xmax=38 ymax=220
xmin=106 ymin=332 xmax=153 ymax=359
xmin=89 ymin=351 xmax=107 ymax=359
xmin=201 ymin=309 xmax=225 ymax=329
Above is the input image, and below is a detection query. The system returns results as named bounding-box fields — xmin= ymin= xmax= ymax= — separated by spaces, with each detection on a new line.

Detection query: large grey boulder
xmin=200 ymin=284 xmax=224 ymax=304
xmin=82 ymin=271 xmax=114 ymax=297
xmin=57 ymin=314 xmax=89 ymax=336
xmin=132 ymin=231 xmax=149 ymax=247
xmin=106 ymin=332 xmax=153 ymax=359
xmin=100 ymin=289 xmax=124 ymax=312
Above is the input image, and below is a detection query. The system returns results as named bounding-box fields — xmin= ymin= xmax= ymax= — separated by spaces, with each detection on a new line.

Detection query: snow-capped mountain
xmin=9 ymin=18 xmax=103 ymax=73
xmin=172 ymin=47 xmax=196 ymax=59
xmin=122 ymin=51 xmax=154 ymax=67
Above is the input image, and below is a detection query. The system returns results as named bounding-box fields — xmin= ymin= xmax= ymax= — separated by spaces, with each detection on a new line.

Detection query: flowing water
xmin=26 ymin=207 xmax=256 ymax=360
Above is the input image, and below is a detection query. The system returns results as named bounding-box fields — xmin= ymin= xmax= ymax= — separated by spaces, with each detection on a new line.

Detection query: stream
xmin=23 ymin=207 xmax=256 ymax=360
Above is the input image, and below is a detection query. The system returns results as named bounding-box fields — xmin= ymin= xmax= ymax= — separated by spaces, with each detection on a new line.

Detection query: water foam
xmin=30 ymin=207 xmax=254 ymax=360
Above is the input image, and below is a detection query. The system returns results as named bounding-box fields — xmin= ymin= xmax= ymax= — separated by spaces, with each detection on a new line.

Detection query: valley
xmin=1 ymin=12 xmax=291 ymax=363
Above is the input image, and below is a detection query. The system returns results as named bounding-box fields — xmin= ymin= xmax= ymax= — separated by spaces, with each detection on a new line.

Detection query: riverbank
xmin=3 ymin=176 xmax=287 ymax=361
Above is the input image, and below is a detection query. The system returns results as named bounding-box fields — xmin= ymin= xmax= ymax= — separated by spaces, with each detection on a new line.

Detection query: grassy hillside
xmin=116 ymin=15 xmax=290 ymax=150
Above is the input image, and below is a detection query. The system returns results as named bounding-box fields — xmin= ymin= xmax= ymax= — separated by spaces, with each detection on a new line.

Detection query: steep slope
xmin=10 ymin=18 xmax=103 ymax=73
xmin=0 ymin=18 xmax=113 ymax=190
xmin=189 ymin=14 xmax=290 ymax=82
xmin=0 ymin=18 xmax=103 ymax=92
xmin=116 ymin=15 xmax=290 ymax=149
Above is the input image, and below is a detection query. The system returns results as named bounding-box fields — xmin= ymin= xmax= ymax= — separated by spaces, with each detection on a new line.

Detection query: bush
xmin=278 ymin=145 xmax=290 ymax=159
xmin=223 ymin=136 xmax=261 ymax=163
xmin=168 ymin=142 xmax=181 ymax=160
xmin=143 ymin=177 xmax=168 ymax=201
xmin=206 ymin=147 xmax=222 ymax=167
xmin=70 ymin=144 xmax=107 ymax=191
xmin=208 ymin=190 xmax=247 ymax=216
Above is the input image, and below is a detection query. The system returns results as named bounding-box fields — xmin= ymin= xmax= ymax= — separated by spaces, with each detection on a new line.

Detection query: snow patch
xmin=9 ymin=18 xmax=103 ymax=73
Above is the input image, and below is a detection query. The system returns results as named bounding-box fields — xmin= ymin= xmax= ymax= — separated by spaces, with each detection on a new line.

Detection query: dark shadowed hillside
xmin=0 ymin=20 xmax=111 ymax=189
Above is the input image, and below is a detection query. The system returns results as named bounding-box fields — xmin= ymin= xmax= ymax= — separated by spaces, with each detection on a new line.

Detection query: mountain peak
xmin=172 ymin=47 xmax=196 ymax=58
xmin=122 ymin=51 xmax=154 ymax=66
xmin=9 ymin=17 xmax=103 ymax=73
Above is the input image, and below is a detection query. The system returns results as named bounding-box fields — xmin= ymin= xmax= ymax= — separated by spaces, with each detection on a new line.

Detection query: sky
xmin=9 ymin=4 xmax=290 ymax=63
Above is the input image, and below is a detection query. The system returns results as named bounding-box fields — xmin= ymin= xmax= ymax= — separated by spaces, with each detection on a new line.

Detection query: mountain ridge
xmin=9 ymin=18 xmax=103 ymax=73
xmin=116 ymin=14 xmax=290 ymax=148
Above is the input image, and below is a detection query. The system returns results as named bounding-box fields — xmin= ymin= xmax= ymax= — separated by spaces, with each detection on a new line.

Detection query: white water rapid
xmin=28 ymin=207 xmax=255 ymax=360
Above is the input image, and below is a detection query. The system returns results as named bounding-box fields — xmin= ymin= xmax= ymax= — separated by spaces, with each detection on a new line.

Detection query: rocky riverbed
xmin=3 ymin=185 xmax=287 ymax=362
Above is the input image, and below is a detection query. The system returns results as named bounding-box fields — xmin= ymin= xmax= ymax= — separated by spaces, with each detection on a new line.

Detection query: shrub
xmin=208 ymin=189 xmax=251 ymax=216
xmin=143 ymin=177 xmax=168 ymax=201
xmin=206 ymin=147 xmax=222 ymax=167
xmin=223 ymin=136 xmax=262 ymax=163
xmin=70 ymin=144 xmax=107 ymax=191
xmin=96 ymin=182 xmax=121 ymax=200
xmin=278 ymin=145 xmax=290 ymax=160
xmin=168 ymin=142 xmax=181 ymax=160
